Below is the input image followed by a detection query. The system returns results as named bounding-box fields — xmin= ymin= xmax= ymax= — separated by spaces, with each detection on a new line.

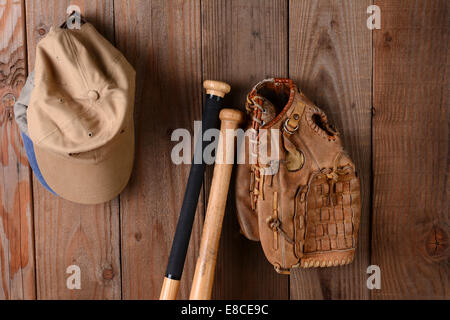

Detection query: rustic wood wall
xmin=0 ymin=0 xmax=448 ymax=300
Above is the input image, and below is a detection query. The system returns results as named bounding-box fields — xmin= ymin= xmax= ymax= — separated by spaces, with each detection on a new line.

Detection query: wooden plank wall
xmin=0 ymin=0 xmax=448 ymax=300
xmin=289 ymin=0 xmax=372 ymax=300
xmin=201 ymin=0 xmax=290 ymax=300
xmin=372 ymin=0 xmax=448 ymax=299
xmin=115 ymin=0 xmax=204 ymax=300
xmin=0 ymin=0 xmax=35 ymax=300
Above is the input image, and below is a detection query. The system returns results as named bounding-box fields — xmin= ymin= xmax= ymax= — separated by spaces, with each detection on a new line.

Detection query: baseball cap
xmin=24 ymin=22 xmax=136 ymax=205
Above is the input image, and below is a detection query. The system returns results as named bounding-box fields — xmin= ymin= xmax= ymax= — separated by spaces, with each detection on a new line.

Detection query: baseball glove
xmin=235 ymin=78 xmax=361 ymax=274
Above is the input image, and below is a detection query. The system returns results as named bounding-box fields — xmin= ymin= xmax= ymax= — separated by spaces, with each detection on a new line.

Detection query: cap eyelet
xmin=88 ymin=132 xmax=93 ymax=137
xmin=88 ymin=90 xmax=100 ymax=101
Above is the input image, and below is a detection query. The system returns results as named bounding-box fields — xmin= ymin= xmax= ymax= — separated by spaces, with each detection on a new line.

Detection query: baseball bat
xmin=160 ymin=81 xmax=231 ymax=300
xmin=189 ymin=109 xmax=244 ymax=300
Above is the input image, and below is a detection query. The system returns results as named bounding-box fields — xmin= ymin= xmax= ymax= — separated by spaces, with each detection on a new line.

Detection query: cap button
xmin=88 ymin=90 xmax=100 ymax=101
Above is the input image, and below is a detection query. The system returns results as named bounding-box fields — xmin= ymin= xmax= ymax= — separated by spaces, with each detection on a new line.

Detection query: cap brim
xmin=34 ymin=122 xmax=134 ymax=205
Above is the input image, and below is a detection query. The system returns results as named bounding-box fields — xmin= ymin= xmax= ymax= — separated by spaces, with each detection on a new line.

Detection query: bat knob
xmin=203 ymin=80 xmax=231 ymax=98
xmin=219 ymin=109 xmax=245 ymax=125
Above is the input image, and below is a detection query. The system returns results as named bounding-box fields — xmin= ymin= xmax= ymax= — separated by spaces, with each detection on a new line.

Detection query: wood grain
xmin=201 ymin=0 xmax=290 ymax=299
xmin=0 ymin=0 xmax=36 ymax=300
xmin=25 ymin=0 xmax=121 ymax=300
xmin=114 ymin=0 xmax=204 ymax=299
xmin=372 ymin=0 xmax=449 ymax=299
xmin=289 ymin=0 xmax=372 ymax=299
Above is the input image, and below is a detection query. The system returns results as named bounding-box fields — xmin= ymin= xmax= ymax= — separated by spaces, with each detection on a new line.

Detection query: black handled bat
xmin=160 ymin=80 xmax=231 ymax=300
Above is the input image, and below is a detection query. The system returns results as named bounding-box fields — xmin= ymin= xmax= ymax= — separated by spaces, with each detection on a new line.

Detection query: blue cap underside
xmin=21 ymin=132 xmax=57 ymax=195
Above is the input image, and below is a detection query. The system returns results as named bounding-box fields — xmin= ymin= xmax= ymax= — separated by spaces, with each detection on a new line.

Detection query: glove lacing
xmin=246 ymin=94 xmax=267 ymax=210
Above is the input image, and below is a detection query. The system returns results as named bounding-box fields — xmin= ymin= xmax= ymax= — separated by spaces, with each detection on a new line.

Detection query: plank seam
xmin=111 ymin=0 xmax=123 ymax=301
xmin=369 ymin=0 xmax=374 ymax=301
xmin=199 ymin=0 xmax=206 ymax=223
xmin=286 ymin=0 xmax=290 ymax=301
xmin=18 ymin=0 xmax=36 ymax=301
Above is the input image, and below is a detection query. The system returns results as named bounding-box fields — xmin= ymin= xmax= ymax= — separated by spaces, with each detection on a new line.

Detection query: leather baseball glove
xmin=235 ymin=78 xmax=361 ymax=274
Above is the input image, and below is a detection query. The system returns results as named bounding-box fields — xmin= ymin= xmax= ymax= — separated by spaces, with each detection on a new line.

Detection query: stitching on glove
xmin=247 ymin=95 xmax=265 ymax=209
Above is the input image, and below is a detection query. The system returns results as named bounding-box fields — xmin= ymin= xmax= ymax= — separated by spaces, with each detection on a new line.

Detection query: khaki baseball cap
xmin=28 ymin=23 xmax=136 ymax=205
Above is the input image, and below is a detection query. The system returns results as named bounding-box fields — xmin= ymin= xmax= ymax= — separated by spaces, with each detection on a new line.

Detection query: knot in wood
xmin=102 ymin=268 xmax=114 ymax=280
xmin=425 ymin=226 xmax=448 ymax=258
xmin=2 ymin=93 xmax=16 ymax=108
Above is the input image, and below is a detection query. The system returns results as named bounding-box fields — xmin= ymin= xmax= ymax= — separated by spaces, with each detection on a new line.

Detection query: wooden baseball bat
xmin=160 ymin=81 xmax=231 ymax=300
xmin=189 ymin=109 xmax=244 ymax=300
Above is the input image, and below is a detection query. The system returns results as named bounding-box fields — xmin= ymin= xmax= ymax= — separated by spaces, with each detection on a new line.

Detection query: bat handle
xmin=160 ymin=277 xmax=180 ymax=300
xmin=189 ymin=109 xmax=244 ymax=300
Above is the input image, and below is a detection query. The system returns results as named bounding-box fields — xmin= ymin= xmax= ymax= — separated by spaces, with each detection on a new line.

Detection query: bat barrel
xmin=160 ymin=81 xmax=230 ymax=300
xmin=189 ymin=109 xmax=244 ymax=300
